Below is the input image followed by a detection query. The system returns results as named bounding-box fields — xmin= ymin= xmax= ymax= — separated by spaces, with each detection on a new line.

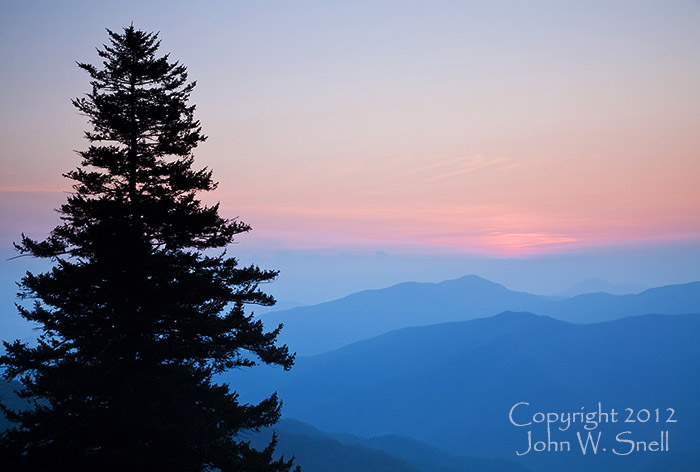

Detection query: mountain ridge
xmin=252 ymin=418 xmax=533 ymax=472
xmin=262 ymin=275 xmax=699 ymax=355
xmin=230 ymin=311 xmax=700 ymax=472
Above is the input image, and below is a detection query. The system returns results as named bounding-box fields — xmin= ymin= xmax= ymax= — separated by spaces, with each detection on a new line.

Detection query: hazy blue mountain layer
xmin=557 ymin=278 xmax=647 ymax=297
xmin=261 ymin=275 xmax=699 ymax=355
xmin=252 ymin=419 xmax=533 ymax=472
xmin=231 ymin=312 xmax=700 ymax=472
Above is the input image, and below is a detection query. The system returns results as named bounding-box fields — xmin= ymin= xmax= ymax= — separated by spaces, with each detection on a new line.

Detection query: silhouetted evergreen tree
xmin=0 ymin=26 xmax=297 ymax=472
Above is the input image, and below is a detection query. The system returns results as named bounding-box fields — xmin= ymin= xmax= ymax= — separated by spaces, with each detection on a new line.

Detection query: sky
xmin=1 ymin=0 xmax=699 ymax=315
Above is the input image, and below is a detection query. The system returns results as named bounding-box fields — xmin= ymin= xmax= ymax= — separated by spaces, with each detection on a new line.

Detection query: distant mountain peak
xmin=437 ymin=274 xmax=514 ymax=293
xmin=491 ymin=310 xmax=537 ymax=319
xmin=441 ymin=273 xmax=502 ymax=285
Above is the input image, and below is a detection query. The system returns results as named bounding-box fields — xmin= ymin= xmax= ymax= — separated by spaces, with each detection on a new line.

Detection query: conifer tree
xmin=0 ymin=26 xmax=297 ymax=471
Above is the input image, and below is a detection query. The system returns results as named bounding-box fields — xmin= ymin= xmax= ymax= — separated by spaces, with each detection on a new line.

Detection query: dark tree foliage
xmin=0 ymin=26 xmax=298 ymax=472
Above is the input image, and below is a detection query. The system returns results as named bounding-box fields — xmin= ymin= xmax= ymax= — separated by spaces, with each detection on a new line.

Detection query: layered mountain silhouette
xmin=232 ymin=312 xmax=700 ymax=472
xmin=262 ymin=275 xmax=699 ymax=355
xmin=3 ymin=274 xmax=698 ymax=471
xmin=251 ymin=419 xmax=533 ymax=472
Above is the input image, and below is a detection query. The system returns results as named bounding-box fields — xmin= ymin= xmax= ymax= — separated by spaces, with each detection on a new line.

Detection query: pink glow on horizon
xmin=1 ymin=1 xmax=699 ymax=257
xmin=220 ymin=196 xmax=700 ymax=255
xmin=209 ymin=142 xmax=700 ymax=254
